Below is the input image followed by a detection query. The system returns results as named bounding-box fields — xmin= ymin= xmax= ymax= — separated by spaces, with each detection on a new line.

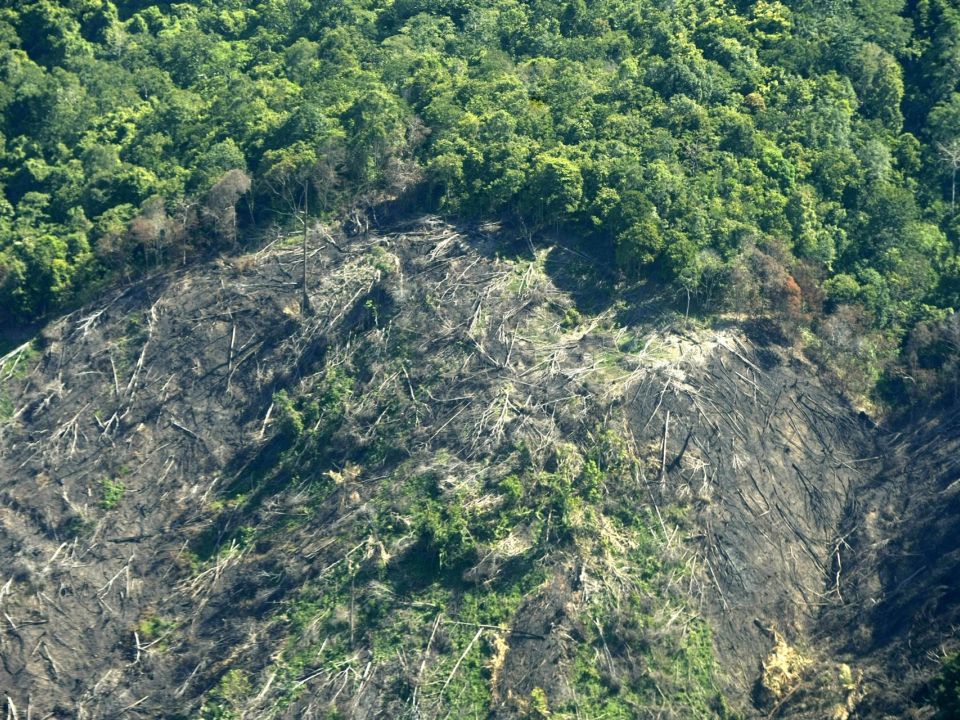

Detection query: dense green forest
xmin=2 ymin=0 xmax=960 ymax=402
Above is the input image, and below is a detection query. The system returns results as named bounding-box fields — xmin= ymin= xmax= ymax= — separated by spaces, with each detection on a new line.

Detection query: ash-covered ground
xmin=0 ymin=219 xmax=955 ymax=719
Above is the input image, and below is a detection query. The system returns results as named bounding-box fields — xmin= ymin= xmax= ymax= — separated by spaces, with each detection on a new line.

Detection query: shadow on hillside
xmin=542 ymin=243 xmax=618 ymax=316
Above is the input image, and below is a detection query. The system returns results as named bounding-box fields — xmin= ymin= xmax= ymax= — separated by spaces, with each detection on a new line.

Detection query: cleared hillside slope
xmin=0 ymin=219 xmax=954 ymax=718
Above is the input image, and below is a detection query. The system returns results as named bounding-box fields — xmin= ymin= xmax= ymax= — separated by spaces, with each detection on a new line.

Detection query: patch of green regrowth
xmin=390 ymin=570 xmax=545 ymax=716
xmin=0 ymin=341 xmax=39 ymax=381
xmin=110 ymin=335 xmax=137 ymax=376
xmin=659 ymin=619 xmax=730 ymax=715
xmin=529 ymin=687 xmax=552 ymax=718
xmin=561 ymin=307 xmax=582 ymax=329
xmin=235 ymin=524 xmax=257 ymax=548
xmin=363 ymin=297 xmax=380 ymax=326
xmin=137 ymin=614 xmax=175 ymax=640
xmin=505 ymin=253 xmax=547 ymax=297
xmin=273 ymin=366 xmax=354 ymax=443
xmin=381 ymin=458 xmax=554 ymax=580
xmin=198 ymin=669 xmax=252 ymax=720
xmin=588 ymin=427 xmax=636 ymax=477
xmin=616 ymin=334 xmax=646 ymax=354
xmin=566 ymin=586 xmax=731 ymax=718
xmin=273 ymin=389 xmax=305 ymax=439
xmin=188 ymin=522 xmax=253 ymax=568
xmin=252 ymin=550 xmax=388 ymax=708
xmin=0 ymin=392 xmax=13 ymax=422
xmin=0 ymin=340 xmax=39 ymax=421
xmin=580 ymin=459 xmax=603 ymax=502
xmin=136 ymin=612 xmax=177 ymax=652
xmin=499 ymin=474 xmax=524 ymax=505
xmin=936 ymin=653 xmax=960 ymax=719
xmin=367 ymin=245 xmax=396 ymax=276
xmin=378 ymin=438 xmax=634 ymax=582
xmin=535 ymin=428 xmax=735 ymax=718
xmin=124 ymin=312 xmax=148 ymax=345
xmin=100 ymin=478 xmax=126 ymax=509
xmin=414 ymin=492 xmax=480 ymax=571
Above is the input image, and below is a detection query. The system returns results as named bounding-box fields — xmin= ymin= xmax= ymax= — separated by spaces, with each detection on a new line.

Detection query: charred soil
xmin=0 ymin=219 xmax=956 ymax=719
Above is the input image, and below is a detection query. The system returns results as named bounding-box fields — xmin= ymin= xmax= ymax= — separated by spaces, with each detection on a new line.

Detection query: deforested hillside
xmin=6 ymin=0 xmax=960 ymax=716
xmin=818 ymin=406 xmax=960 ymax=719
xmin=2 ymin=219 xmax=955 ymax=719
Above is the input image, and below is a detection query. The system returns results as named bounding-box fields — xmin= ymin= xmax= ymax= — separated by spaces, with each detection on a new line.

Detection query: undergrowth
xmin=186 ymin=253 xmax=733 ymax=718
xmin=191 ymin=414 xmax=733 ymax=717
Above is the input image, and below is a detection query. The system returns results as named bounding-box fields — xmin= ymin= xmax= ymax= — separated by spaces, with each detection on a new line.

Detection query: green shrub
xmin=100 ymin=478 xmax=125 ymax=510
xmin=530 ymin=687 xmax=551 ymax=718
xmin=273 ymin=389 xmax=304 ymax=439
xmin=416 ymin=498 xmax=477 ymax=569
xmin=199 ymin=669 xmax=251 ymax=720
xmin=936 ymin=653 xmax=960 ymax=719
xmin=561 ymin=307 xmax=582 ymax=328
xmin=499 ymin=474 xmax=524 ymax=505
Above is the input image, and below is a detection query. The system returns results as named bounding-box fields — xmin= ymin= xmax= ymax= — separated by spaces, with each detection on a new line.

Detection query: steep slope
xmin=815 ymin=408 xmax=960 ymax=719
xmin=0 ymin=219 xmax=954 ymax=719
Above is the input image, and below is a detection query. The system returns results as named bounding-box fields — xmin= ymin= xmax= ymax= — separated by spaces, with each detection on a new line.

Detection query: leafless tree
xmin=203 ymin=169 xmax=252 ymax=248
xmin=937 ymin=139 xmax=960 ymax=211
xmin=261 ymin=157 xmax=317 ymax=316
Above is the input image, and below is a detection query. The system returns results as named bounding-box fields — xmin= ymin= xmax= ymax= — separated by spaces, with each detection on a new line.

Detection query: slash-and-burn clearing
xmin=1 ymin=219 xmax=957 ymax=718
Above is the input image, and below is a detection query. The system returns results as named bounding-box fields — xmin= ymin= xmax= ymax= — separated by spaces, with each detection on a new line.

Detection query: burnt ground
xmin=0 ymin=217 xmax=956 ymax=718
xmin=814 ymin=407 xmax=960 ymax=718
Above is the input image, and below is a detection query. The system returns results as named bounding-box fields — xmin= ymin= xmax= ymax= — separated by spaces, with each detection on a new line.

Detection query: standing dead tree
xmin=938 ymin=139 xmax=960 ymax=212
xmin=301 ymin=184 xmax=311 ymax=315
xmin=202 ymin=169 xmax=252 ymax=249
xmin=260 ymin=146 xmax=335 ymax=317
